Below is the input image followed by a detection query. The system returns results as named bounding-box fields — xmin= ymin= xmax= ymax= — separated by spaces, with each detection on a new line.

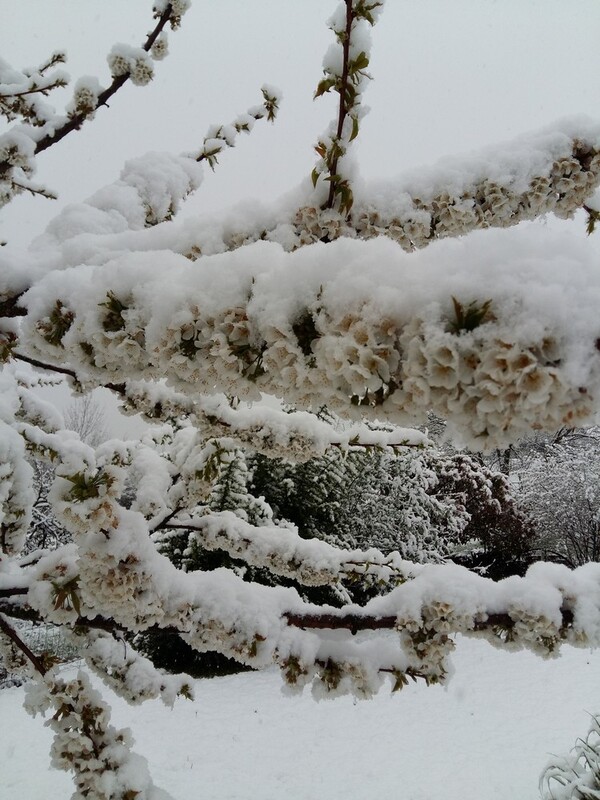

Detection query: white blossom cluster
xmin=25 ymin=668 xmax=175 ymax=800
xmin=21 ymin=225 xmax=600 ymax=449
xmin=397 ymin=312 xmax=592 ymax=450
xmin=83 ymin=630 xmax=193 ymax=706
xmin=0 ymin=129 xmax=38 ymax=209
xmin=182 ymin=510 xmax=421 ymax=587
xmin=150 ymin=32 xmax=168 ymax=61
xmin=107 ymin=45 xmax=155 ymax=86
xmin=65 ymin=77 xmax=102 ymax=120
xmin=153 ymin=0 xmax=190 ymax=29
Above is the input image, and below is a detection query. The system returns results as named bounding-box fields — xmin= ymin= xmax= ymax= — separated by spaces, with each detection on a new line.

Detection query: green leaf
xmin=99 ymin=291 xmax=128 ymax=332
xmin=351 ymin=52 xmax=370 ymax=72
xmin=349 ymin=116 xmax=360 ymax=142
xmin=448 ymin=297 xmax=493 ymax=334
xmin=314 ymin=78 xmax=335 ymax=98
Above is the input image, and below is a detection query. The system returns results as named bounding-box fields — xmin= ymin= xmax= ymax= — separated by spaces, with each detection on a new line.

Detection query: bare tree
xmin=63 ymin=394 xmax=109 ymax=447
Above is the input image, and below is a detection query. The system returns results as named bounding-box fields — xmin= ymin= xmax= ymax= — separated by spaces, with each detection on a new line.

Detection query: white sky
xmin=2 ymin=0 xmax=600 ymax=434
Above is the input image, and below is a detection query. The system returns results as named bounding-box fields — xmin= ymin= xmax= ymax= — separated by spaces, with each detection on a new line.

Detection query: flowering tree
xmin=2 ymin=2 xmax=600 ymax=798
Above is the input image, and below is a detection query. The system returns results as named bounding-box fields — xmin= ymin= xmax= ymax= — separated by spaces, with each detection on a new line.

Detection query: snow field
xmin=1 ymin=637 xmax=599 ymax=800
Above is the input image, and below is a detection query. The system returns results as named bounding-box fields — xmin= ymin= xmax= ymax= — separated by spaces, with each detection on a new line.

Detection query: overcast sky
xmin=2 ymin=0 xmax=600 ymax=250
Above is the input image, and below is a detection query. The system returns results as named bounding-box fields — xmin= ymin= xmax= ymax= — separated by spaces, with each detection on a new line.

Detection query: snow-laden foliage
xmin=14 ymin=224 xmax=600 ymax=449
xmin=517 ymin=431 xmax=600 ymax=568
xmin=24 ymin=668 xmax=174 ymax=800
xmin=2 ymin=2 xmax=600 ymax=799
xmin=249 ymin=445 xmax=467 ymax=562
xmin=541 ymin=715 xmax=600 ymax=800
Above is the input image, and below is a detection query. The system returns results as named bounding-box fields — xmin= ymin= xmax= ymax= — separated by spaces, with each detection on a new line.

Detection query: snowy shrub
xmin=541 ymin=715 xmax=600 ymax=800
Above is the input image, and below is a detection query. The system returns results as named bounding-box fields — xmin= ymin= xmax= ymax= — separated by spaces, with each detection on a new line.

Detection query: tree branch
xmin=13 ymin=351 xmax=79 ymax=380
xmin=325 ymin=0 xmax=353 ymax=210
xmin=0 ymin=612 xmax=48 ymax=675
xmin=0 ymin=3 xmax=176 ymax=187
xmin=12 ymin=352 xmax=125 ymax=396
xmin=33 ymin=4 xmax=175 ymax=157
xmin=0 ymin=587 xmax=28 ymax=599
xmin=284 ymin=608 xmax=575 ymax=634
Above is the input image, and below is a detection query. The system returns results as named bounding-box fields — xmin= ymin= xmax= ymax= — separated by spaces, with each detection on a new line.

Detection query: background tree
xmin=63 ymin=395 xmax=109 ymax=448
xmin=516 ymin=429 xmax=600 ymax=567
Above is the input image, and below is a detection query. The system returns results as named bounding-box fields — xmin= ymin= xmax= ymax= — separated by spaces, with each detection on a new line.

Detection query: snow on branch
xmin=0 ymin=52 xmax=68 ymax=126
xmin=19 ymin=224 xmax=600 ymax=449
xmin=14 ymin=511 xmax=600 ymax=697
xmin=120 ymin=389 xmax=428 ymax=460
xmin=0 ymin=1 xmax=187 ymax=210
xmin=192 ymin=85 xmax=281 ymax=170
xmin=319 ymin=117 xmax=600 ymax=249
xmin=163 ymin=510 xmax=421 ymax=587
xmin=312 ymin=0 xmax=384 ymax=215
xmin=82 ymin=629 xmax=193 ymax=705
xmin=1 ymin=115 xmax=596 ymax=309
xmin=24 ymin=667 xmax=176 ymax=799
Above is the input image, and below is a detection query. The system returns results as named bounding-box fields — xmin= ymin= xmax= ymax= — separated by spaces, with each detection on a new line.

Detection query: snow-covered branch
xmin=163 ymin=510 xmax=421 ymax=587
xmin=312 ymin=1 xmax=384 ymax=214
xmin=19 ymin=223 xmax=600 ymax=449
xmin=0 ymin=1 xmax=189 ymax=210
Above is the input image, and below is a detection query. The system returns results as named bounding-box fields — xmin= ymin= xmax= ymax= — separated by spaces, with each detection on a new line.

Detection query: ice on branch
xmin=20 ymin=224 xmax=600 ymax=449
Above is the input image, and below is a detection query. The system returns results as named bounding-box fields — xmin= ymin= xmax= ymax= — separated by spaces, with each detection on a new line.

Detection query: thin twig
xmin=13 ymin=352 xmax=78 ymax=380
xmin=0 ymin=4 xmax=174 ymax=177
xmin=326 ymin=0 xmax=353 ymax=209
xmin=12 ymin=352 xmax=126 ymax=396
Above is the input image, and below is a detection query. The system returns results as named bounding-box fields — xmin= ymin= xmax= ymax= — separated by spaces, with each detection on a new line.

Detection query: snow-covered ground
xmin=1 ymin=637 xmax=599 ymax=800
